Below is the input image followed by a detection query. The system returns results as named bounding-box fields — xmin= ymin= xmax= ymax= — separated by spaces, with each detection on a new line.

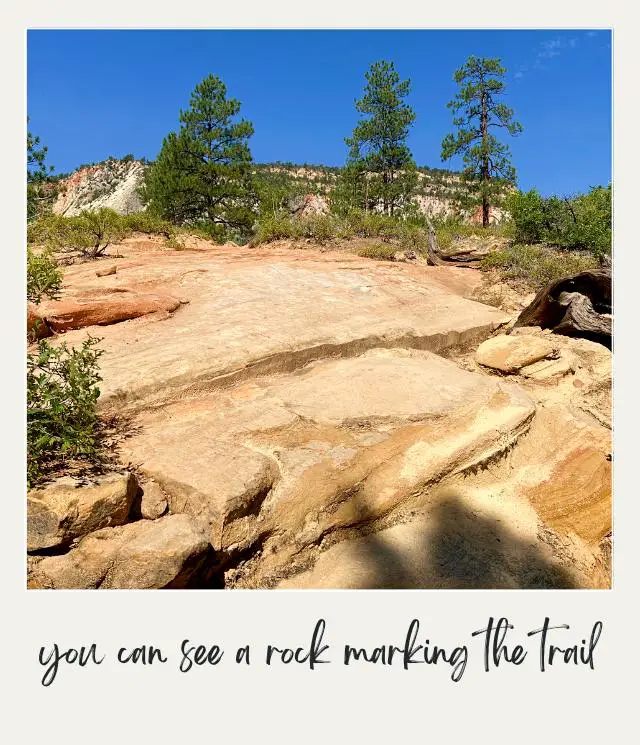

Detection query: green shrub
xmin=64 ymin=209 xmax=128 ymax=258
xmin=356 ymin=243 xmax=398 ymax=260
xmin=27 ymin=336 xmax=104 ymax=488
xmin=27 ymin=213 xmax=69 ymax=246
xmin=253 ymin=214 xmax=304 ymax=243
xmin=120 ymin=211 xmax=176 ymax=238
xmin=481 ymin=243 xmax=599 ymax=289
xmin=507 ymin=185 xmax=611 ymax=257
xmin=27 ymin=248 xmax=63 ymax=304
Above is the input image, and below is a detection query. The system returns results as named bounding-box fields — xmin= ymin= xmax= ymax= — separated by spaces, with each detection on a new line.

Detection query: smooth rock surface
xmin=29 ymin=514 xmax=210 ymax=589
xmin=27 ymin=472 xmax=138 ymax=551
xmin=53 ymin=243 xmax=509 ymax=411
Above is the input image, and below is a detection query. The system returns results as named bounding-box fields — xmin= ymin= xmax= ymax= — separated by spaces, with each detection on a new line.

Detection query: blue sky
xmin=27 ymin=29 xmax=611 ymax=196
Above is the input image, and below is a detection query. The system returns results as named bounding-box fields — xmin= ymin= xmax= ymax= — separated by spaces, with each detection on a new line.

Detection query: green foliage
xmin=507 ymin=186 xmax=612 ymax=256
xmin=142 ymin=74 xmax=257 ymax=238
xmin=119 ymin=211 xmax=177 ymax=237
xmin=441 ymin=57 xmax=522 ymax=225
xmin=27 ymin=119 xmax=56 ymax=222
xmin=481 ymin=243 xmax=599 ymax=289
xmin=342 ymin=61 xmax=418 ymax=216
xmin=355 ymin=243 xmax=399 ymax=260
xmin=27 ymin=337 xmax=104 ymax=488
xmin=55 ymin=208 xmax=127 ymax=258
xmin=254 ymin=169 xmax=309 ymax=218
xmin=254 ymin=209 xmax=435 ymax=254
xmin=27 ymin=248 xmax=63 ymax=304
xmin=253 ymin=214 xmax=341 ymax=244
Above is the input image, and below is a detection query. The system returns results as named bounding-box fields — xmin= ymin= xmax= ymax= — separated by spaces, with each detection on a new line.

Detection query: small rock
xmin=27 ymin=472 xmax=138 ymax=552
xmin=476 ymin=335 xmax=558 ymax=374
xmin=141 ymin=481 xmax=168 ymax=520
xmin=96 ymin=265 xmax=117 ymax=277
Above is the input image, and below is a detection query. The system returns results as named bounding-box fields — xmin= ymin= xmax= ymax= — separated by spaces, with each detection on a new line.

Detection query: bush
xmin=356 ymin=243 xmax=398 ymax=260
xmin=63 ymin=209 xmax=127 ymax=258
xmin=120 ymin=212 xmax=176 ymax=238
xmin=481 ymin=243 xmax=599 ymax=289
xmin=27 ymin=248 xmax=62 ymax=304
xmin=27 ymin=336 xmax=104 ymax=488
xmin=507 ymin=185 xmax=611 ymax=257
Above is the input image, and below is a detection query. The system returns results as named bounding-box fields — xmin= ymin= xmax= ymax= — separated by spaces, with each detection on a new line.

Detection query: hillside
xmin=51 ymin=158 xmax=507 ymax=223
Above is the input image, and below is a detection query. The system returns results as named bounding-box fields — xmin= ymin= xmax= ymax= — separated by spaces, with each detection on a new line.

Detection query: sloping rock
xmin=28 ymin=514 xmax=210 ymax=589
xmin=53 ymin=244 xmax=509 ymax=411
xmin=277 ymin=489 xmax=600 ymax=589
xmin=476 ymin=334 xmax=558 ymax=373
xmin=121 ymin=348 xmax=535 ymax=583
xmin=39 ymin=292 xmax=181 ymax=332
xmin=27 ymin=472 xmax=138 ymax=551
xmin=276 ymin=403 xmax=611 ymax=590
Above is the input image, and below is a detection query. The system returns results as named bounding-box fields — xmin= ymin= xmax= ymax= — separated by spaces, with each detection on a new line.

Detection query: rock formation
xmin=26 ymin=235 xmax=611 ymax=589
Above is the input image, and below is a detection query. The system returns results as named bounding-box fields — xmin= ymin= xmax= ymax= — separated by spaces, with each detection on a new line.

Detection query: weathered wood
xmin=512 ymin=268 xmax=612 ymax=347
xmin=554 ymin=292 xmax=612 ymax=338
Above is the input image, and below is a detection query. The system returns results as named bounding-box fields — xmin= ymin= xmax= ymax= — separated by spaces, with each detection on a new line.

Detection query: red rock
xmin=27 ymin=303 xmax=52 ymax=339
xmin=40 ymin=292 xmax=181 ymax=332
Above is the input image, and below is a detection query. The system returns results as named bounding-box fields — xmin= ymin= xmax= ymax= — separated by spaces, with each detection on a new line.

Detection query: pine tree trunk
xmin=481 ymin=91 xmax=489 ymax=228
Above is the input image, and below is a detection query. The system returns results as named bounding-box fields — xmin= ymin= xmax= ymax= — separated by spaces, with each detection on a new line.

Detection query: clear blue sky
xmin=27 ymin=29 xmax=611 ymax=196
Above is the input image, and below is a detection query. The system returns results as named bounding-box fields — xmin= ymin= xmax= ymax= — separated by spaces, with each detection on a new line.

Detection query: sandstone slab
xmin=29 ymin=514 xmax=210 ymax=589
xmin=121 ymin=348 xmax=535 ymax=581
xmin=27 ymin=472 xmax=138 ymax=551
xmin=53 ymin=244 xmax=509 ymax=411
xmin=476 ymin=334 xmax=558 ymax=373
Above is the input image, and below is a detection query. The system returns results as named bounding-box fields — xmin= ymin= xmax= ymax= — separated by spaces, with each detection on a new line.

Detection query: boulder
xmin=27 ymin=472 xmax=138 ymax=551
xmin=476 ymin=334 xmax=558 ymax=373
xmin=28 ymin=514 xmax=210 ymax=589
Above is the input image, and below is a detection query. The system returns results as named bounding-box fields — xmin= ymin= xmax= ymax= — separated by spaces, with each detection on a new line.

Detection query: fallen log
xmin=423 ymin=219 xmax=483 ymax=267
xmin=512 ymin=268 xmax=612 ymax=348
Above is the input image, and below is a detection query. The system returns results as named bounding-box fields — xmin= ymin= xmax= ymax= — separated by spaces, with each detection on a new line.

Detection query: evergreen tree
xmin=142 ymin=74 xmax=256 ymax=237
xmin=441 ymin=56 xmax=523 ymax=227
xmin=27 ymin=118 xmax=54 ymax=222
xmin=342 ymin=61 xmax=417 ymax=216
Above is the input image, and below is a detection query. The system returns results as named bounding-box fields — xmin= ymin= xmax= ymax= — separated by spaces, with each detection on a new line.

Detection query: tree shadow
xmin=318 ymin=489 xmax=578 ymax=589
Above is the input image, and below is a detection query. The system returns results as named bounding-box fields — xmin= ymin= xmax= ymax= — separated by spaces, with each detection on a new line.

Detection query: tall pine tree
xmin=142 ymin=74 xmax=256 ymax=238
xmin=441 ymin=56 xmax=522 ymax=227
xmin=342 ymin=61 xmax=417 ymax=216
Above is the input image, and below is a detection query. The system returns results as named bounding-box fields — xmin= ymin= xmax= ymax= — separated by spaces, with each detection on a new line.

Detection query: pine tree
xmin=441 ymin=56 xmax=523 ymax=227
xmin=27 ymin=118 xmax=54 ymax=222
xmin=343 ymin=61 xmax=417 ymax=216
xmin=142 ymin=74 xmax=256 ymax=238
